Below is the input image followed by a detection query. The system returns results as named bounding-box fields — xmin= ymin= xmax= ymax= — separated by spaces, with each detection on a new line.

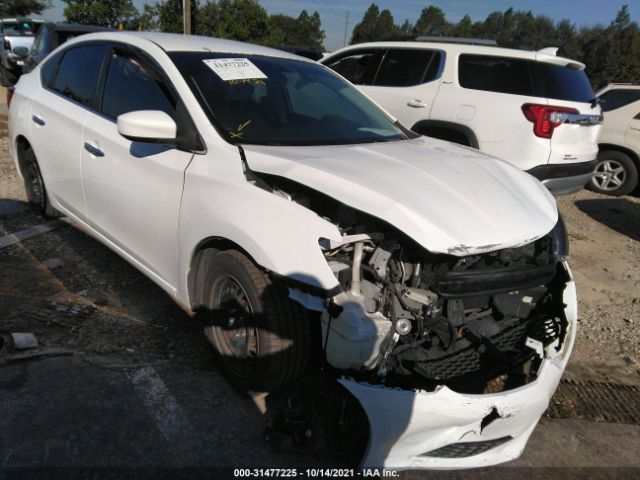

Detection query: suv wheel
xmin=22 ymin=147 xmax=61 ymax=218
xmin=590 ymin=150 xmax=638 ymax=196
xmin=201 ymin=249 xmax=311 ymax=393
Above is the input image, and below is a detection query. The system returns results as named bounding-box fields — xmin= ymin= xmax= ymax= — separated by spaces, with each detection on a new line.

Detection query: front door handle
xmin=407 ymin=99 xmax=428 ymax=108
xmin=32 ymin=114 xmax=45 ymax=126
xmin=84 ymin=142 xmax=104 ymax=157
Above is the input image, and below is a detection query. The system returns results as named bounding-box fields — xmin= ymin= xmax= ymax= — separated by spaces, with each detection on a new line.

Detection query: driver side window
xmin=101 ymin=49 xmax=176 ymax=120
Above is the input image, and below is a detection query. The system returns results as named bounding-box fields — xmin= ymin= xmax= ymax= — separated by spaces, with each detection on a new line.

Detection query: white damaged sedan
xmin=8 ymin=32 xmax=576 ymax=469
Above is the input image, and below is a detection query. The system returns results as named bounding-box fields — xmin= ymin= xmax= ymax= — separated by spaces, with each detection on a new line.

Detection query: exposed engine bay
xmin=256 ymin=172 xmax=569 ymax=395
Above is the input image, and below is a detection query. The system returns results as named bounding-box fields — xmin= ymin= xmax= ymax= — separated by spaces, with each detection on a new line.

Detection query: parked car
xmin=592 ymin=83 xmax=640 ymax=195
xmin=321 ymin=38 xmax=603 ymax=196
xmin=0 ymin=18 xmax=42 ymax=86
xmin=22 ymin=22 xmax=112 ymax=74
xmin=9 ymin=32 xmax=577 ymax=469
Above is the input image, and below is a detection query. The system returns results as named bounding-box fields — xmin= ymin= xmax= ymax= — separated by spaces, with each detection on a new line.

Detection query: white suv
xmin=321 ymin=39 xmax=603 ymax=196
xmin=592 ymin=83 xmax=640 ymax=195
xmin=9 ymin=32 xmax=576 ymax=469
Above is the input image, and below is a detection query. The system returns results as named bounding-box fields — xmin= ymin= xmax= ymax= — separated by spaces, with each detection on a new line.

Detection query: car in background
xmin=0 ymin=18 xmax=42 ymax=86
xmin=321 ymin=38 xmax=603 ymax=196
xmin=22 ymin=22 xmax=112 ymax=74
xmin=592 ymin=83 xmax=640 ymax=196
xmin=9 ymin=31 xmax=577 ymax=470
xmin=270 ymin=45 xmax=323 ymax=61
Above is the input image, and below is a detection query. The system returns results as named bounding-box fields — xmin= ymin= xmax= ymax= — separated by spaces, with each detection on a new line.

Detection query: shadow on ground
xmin=575 ymin=197 xmax=640 ymax=243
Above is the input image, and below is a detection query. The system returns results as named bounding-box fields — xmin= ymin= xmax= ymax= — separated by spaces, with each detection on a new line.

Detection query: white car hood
xmin=242 ymin=136 xmax=558 ymax=256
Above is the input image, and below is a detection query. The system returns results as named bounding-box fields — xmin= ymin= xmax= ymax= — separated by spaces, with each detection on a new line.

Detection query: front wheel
xmin=590 ymin=150 xmax=638 ymax=196
xmin=201 ymin=249 xmax=312 ymax=393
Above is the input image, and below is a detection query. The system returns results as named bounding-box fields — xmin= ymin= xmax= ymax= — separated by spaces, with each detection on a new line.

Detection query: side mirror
xmin=117 ymin=110 xmax=177 ymax=143
xmin=13 ymin=46 xmax=29 ymax=58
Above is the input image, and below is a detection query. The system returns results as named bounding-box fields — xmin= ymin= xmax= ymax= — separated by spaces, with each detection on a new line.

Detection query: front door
xmin=80 ymin=46 xmax=194 ymax=289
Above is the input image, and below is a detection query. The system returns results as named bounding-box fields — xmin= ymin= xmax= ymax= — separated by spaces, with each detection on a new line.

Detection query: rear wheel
xmin=590 ymin=150 xmax=638 ymax=196
xmin=201 ymin=249 xmax=311 ymax=393
xmin=22 ymin=147 xmax=61 ymax=218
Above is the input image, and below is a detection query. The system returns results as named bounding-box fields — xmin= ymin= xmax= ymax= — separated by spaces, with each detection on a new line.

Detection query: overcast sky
xmin=43 ymin=0 xmax=640 ymax=51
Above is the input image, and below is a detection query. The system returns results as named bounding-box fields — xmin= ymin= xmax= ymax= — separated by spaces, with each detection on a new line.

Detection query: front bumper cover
xmin=341 ymin=261 xmax=577 ymax=470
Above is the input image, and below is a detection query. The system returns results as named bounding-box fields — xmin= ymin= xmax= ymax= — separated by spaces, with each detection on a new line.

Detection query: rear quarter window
xmin=459 ymin=54 xmax=595 ymax=103
xmin=458 ymin=54 xmax=533 ymax=96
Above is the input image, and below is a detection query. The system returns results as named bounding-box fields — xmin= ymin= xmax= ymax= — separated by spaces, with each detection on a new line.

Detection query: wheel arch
xmin=411 ymin=120 xmax=479 ymax=149
xmin=14 ymin=134 xmax=32 ymax=177
xmin=187 ymin=236 xmax=261 ymax=311
xmin=598 ymin=143 xmax=640 ymax=169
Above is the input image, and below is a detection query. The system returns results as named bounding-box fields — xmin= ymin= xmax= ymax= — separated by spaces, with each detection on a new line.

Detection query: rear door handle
xmin=406 ymin=99 xmax=428 ymax=108
xmin=32 ymin=115 xmax=45 ymax=126
xmin=84 ymin=142 xmax=104 ymax=157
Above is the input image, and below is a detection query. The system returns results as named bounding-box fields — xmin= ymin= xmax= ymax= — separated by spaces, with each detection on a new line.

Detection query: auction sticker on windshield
xmin=203 ymin=58 xmax=267 ymax=81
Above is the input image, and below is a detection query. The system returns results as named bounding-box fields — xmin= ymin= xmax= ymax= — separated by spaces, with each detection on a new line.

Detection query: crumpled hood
xmin=242 ymin=136 xmax=558 ymax=256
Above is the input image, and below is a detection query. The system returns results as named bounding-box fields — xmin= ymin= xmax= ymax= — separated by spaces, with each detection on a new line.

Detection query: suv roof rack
xmin=414 ymin=36 xmax=498 ymax=46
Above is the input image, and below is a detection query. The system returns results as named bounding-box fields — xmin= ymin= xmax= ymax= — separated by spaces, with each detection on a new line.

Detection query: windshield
xmin=169 ymin=52 xmax=408 ymax=146
xmin=1 ymin=21 xmax=35 ymax=36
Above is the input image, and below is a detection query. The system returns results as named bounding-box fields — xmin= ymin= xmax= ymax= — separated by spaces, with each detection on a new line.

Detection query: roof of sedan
xmin=74 ymin=31 xmax=312 ymax=61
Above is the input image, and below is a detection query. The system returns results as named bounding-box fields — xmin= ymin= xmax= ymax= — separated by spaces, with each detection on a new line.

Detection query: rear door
xmin=80 ymin=44 xmax=194 ymax=289
xmin=29 ymin=43 xmax=108 ymax=218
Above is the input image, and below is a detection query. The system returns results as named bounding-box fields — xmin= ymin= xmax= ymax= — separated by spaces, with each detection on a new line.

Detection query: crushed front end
xmin=309 ymin=219 xmax=575 ymax=469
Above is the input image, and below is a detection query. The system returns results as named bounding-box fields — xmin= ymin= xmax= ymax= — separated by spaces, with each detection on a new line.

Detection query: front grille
xmin=414 ymin=315 xmax=562 ymax=381
xmin=421 ymin=436 xmax=512 ymax=458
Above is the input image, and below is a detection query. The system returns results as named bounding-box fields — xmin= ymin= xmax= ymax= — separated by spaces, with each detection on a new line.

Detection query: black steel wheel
xmin=201 ymin=249 xmax=312 ymax=393
xmin=22 ymin=147 xmax=61 ymax=218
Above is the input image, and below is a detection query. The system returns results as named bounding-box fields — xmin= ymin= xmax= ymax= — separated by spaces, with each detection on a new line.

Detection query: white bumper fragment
xmin=341 ymin=261 xmax=577 ymax=470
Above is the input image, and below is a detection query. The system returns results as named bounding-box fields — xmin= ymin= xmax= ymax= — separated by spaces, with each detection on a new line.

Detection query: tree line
xmin=3 ymin=1 xmax=639 ymax=88
xmin=351 ymin=4 xmax=640 ymax=89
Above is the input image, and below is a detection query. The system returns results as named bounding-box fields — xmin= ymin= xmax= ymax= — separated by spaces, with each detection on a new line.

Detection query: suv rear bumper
xmin=527 ymin=160 xmax=597 ymax=196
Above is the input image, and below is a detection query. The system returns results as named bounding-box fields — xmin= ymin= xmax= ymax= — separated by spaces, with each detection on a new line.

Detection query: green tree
xmin=264 ymin=10 xmax=325 ymax=49
xmin=0 ymin=0 xmax=50 ymax=17
xmin=216 ymin=0 xmax=268 ymax=42
xmin=412 ymin=5 xmax=450 ymax=37
xmin=350 ymin=4 xmax=397 ymax=44
xmin=451 ymin=14 xmax=473 ymax=38
xmin=63 ymin=0 xmax=138 ymax=27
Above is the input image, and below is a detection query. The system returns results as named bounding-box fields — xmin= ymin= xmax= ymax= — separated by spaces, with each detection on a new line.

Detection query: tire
xmin=201 ymin=249 xmax=311 ymax=393
xmin=590 ymin=150 xmax=639 ymax=196
xmin=22 ymin=147 xmax=61 ymax=218
xmin=0 ymin=65 xmax=17 ymax=87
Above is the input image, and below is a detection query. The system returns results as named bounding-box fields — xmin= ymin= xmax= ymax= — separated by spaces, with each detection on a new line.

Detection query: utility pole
xmin=343 ymin=11 xmax=349 ymax=47
xmin=183 ymin=0 xmax=191 ymax=35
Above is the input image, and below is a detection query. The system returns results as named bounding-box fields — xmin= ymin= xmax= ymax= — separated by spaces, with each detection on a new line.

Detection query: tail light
xmin=522 ymin=104 xmax=578 ymax=139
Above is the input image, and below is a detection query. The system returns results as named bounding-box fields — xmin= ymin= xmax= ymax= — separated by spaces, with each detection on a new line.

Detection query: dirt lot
xmin=1 ymin=130 xmax=640 ymax=478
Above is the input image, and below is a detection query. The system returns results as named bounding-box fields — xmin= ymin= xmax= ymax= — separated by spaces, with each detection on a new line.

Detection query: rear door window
xmin=374 ymin=49 xmax=441 ymax=87
xmin=50 ymin=44 xmax=107 ymax=106
xmin=323 ymin=49 xmax=383 ymax=85
xmin=598 ymin=89 xmax=640 ymax=112
xmin=101 ymin=48 xmax=175 ymax=120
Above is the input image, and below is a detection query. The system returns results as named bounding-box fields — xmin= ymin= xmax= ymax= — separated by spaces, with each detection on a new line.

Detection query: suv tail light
xmin=521 ymin=104 xmax=579 ymax=139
